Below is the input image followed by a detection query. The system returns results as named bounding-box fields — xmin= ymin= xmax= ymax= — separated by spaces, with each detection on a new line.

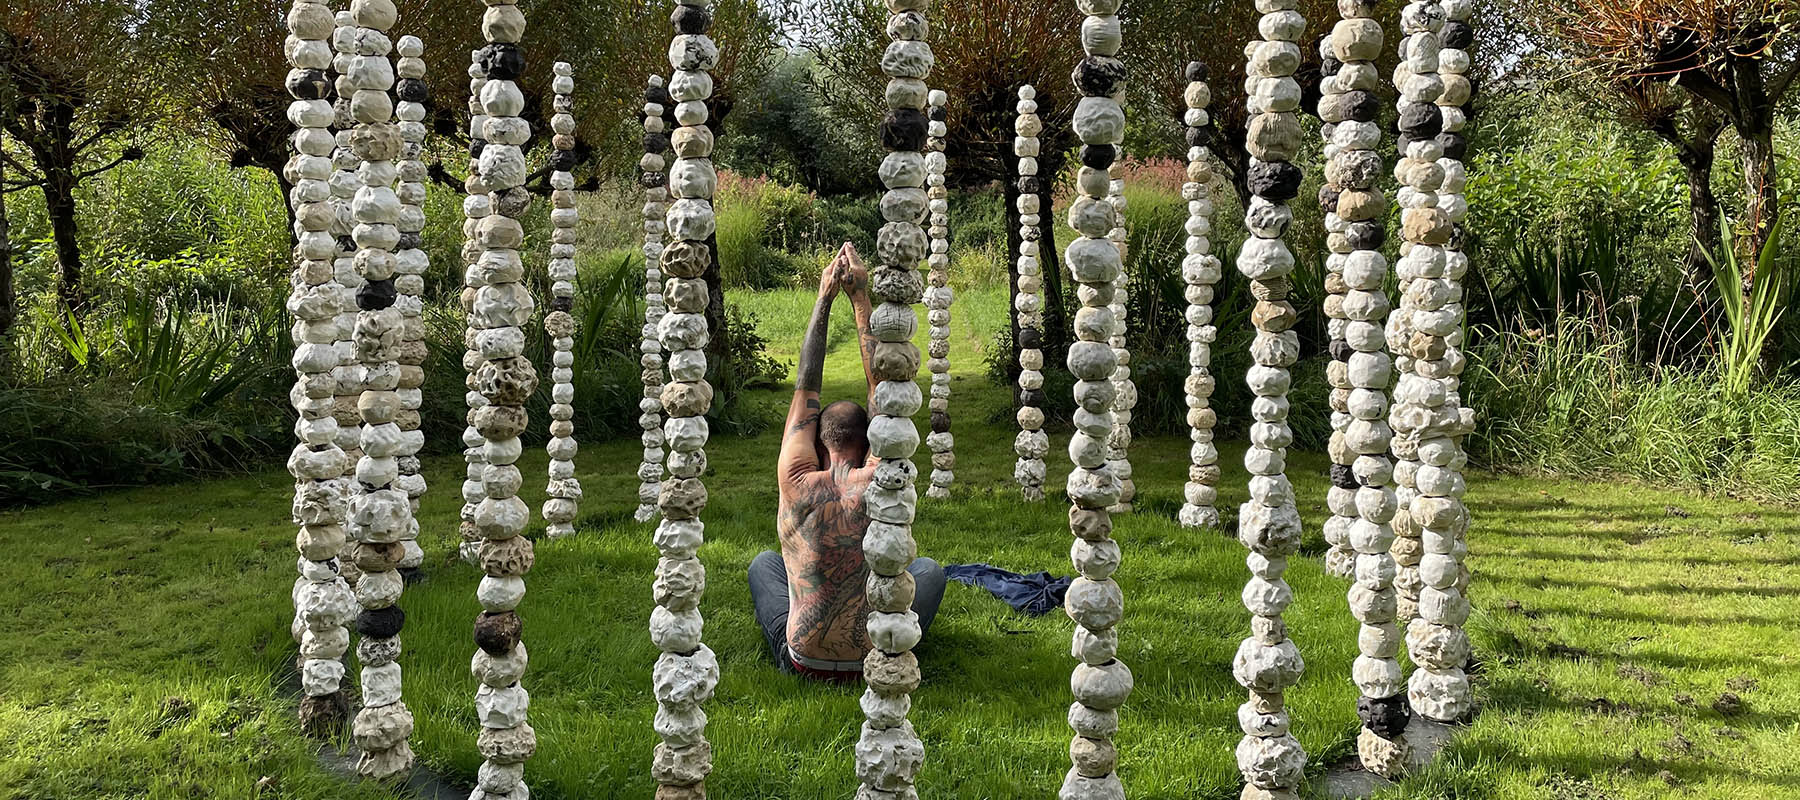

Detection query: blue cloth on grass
xmin=943 ymin=563 xmax=1072 ymax=616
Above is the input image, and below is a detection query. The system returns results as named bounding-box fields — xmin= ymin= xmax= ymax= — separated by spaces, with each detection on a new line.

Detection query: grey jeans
xmin=747 ymin=549 xmax=947 ymax=676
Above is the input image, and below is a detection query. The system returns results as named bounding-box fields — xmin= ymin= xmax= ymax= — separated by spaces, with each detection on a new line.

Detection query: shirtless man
xmin=748 ymin=243 xmax=946 ymax=680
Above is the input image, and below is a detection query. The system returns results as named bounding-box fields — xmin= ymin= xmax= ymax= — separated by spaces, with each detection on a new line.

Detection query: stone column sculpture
xmin=924 ymin=88 xmax=956 ymax=500
xmin=284 ymin=0 xmax=357 ymax=733
xmin=330 ymin=10 xmax=368 ymax=587
xmin=1177 ymin=63 xmax=1221 ymax=531
xmin=1105 ymin=175 xmax=1135 ymax=515
xmin=1231 ymin=3 xmax=1310 ymax=798
xmin=1060 ymin=4 xmax=1131 ymax=797
xmin=637 ymin=76 xmax=673 ymax=525
xmin=1320 ymin=0 xmax=1410 ymax=776
xmin=467 ymin=1 xmax=540 ymax=792
xmin=1392 ymin=0 xmax=1475 ymax=727
xmin=392 ymin=35 xmax=429 ymax=578
xmin=1012 ymin=84 xmax=1048 ymax=503
xmin=650 ymin=3 xmax=723 ymax=795
xmin=459 ymin=49 xmax=491 ymax=565
xmin=543 ymin=62 xmax=583 ymax=540
xmin=343 ymin=0 xmax=415 ymax=778
xmin=851 ymin=2 xmax=933 ymax=795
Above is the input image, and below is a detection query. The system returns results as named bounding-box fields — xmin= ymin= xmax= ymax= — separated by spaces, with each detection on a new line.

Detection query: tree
xmin=1518 ymin=0 xmax=1800 ymax=266
xmin=0 ymin=0 xmax=153 ymax=316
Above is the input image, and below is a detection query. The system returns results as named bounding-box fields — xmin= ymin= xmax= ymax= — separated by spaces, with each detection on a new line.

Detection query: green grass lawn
xmin=2 ymin=287 xmax=1797 ymax=799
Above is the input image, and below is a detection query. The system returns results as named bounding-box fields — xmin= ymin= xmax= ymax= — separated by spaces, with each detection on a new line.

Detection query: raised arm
xmin=839 ymin=244 xmax=879 ymax=410
xmin=779 ymin=265 xmax=840 ymax=488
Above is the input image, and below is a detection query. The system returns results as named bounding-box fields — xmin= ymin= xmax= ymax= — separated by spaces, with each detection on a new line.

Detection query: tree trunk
xmin=1675 ymin=139 xmax=1719 ymax=287
xmin=43 ymin=168 xmax=85 ymax=316
xmin=1739 ymin=127 xmax=1780 ymax=270
xmin=1005 ymin=163 xmax=1023 ymax=387
xmin=0 ymin=159 xmax=15 ymax=379
xmin=702 ymin=232 xmax=733 ymax=402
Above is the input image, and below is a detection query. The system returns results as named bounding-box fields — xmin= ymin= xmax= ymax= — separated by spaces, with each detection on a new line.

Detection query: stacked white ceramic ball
xmin=923 ymin=88 xmax=956 ymax=501
xmin=542 ymin=61 xmax=583 ymax=540
xmin=637 ymin=76 xmax=671 ymax=525
xmin=459 ymin=50 xmax=491 ymax=564
xmin=1011 ymin=84 xmax=1048 ymax=503
xmin=391 ymin=35 xmax=429 ymax=576
xmin=1177 ymin=62 xmax=1222 ymax=531
xmin=1105 ymin=176 xmax=1134 ymax=514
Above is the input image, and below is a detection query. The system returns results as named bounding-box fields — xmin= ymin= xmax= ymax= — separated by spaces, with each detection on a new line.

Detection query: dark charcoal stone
xmin=640 ymin=171 xmax=667 ymax=189
xmin=931 ymin=411 xmax=950 ymax=434
xmin=1437 ymin=131 xmax=1467 ymax=162
xmin=1072 ymin=57 xmax=1127 ymax=98
xmin=550 ymin=296 xmax=574 ymax=313
xmin=1346 ymin=221 xmax=1386 ymax=251
xmin=1185 ymin=125 xmax=1213 ymax=149
xmin=336 ymin=235 xmax=357 ymax=254
xmin=1343 ymin=90 xmax=1380 ymax=123
xmin=1018 ymin=176 xmax=1042 ymax=195
xmin=643 ymin=132 xmax=670 ymax=154
xmin=1019 ymin=328 xmax=1042 ymax=349
xmin=358 ymin=279 xmax=397 ymax=311
xmin=1020 ymin=226 xmax=1041 ymax=242
xmin=470 ymin=138 xmax=486 ymax=160
xmin=549 ymin=149 xmax=577 ymax=172
xmin=1358 ymin=693 xmax=1411 ymax=739
xmin=1329 ymin=338 xmax=1354 ymax=363
xmin=396 ymin=232 xmax=421 ymax=251
xmin=357 ymin=605 xmax=405 ymax=638
xmin=474 ymin=611 xmax=522 ymax=656
xmin=1080 ymin=144 xmax=1116 ymax=169
xmin=1321 ymin=55 xmax=1343 ymax=77
xmin=928 ymin=104 xmax=947 ymax=122
xmin=1185 ymin=61 xmax=1208 ymax=82
xmin=1021 ymin=388 xmax=1047 ymax=409
xmin=671 ymin=3 xmax=711 ymax=33
xmin=1330 ymin=463 xmax=1358 ymax=490
xmin=1397 ymin=103 xmax=1442 ymax=138
xmin=1247 ymin=160 xmax=1303 ymax=201
xmin=1442 ymin=21 xmax=1474 ymax=50
xmin=646 ymin=84 xmax=673 ymax=107
xmin=479 ymin=44 xmax=525 ymax=81
xmin=880 ymin=108 xmax=928 ymax=152
xmin=287 ymin=68 xmax=331 ymax=101
xmin=395 ymin=78 xmax=427 ymax=103
xmin=1318 ymin=184 xmax=1341 ymax=215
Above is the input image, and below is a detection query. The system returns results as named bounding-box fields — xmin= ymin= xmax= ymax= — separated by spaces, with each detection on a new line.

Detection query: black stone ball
xmin=395 ymin=78 xmax=427 ymax=104
xmin=643 ymin=132 xmax=670 ymax=154
xmin=1021 ymin=388 xmax=1048 ymax=409
xmin=1343 ymin=90 xmax=1381 ymax=123
xmin=1358 ymin=693 xmax=1412 ymax=739
xmin=1397 ymin=103 xmax=1443 ymax=138
xmin=1321 ymin=55 xmax=1343 ymax=77
xmin=879 ymin=108 xmax=929 ymax=152
xmin=1080 ymin=144 xmax=1116 ymax=169
xmin=1442 ymin=21 xmax=1474 ymax=50
xmin=1318 ymin=184 xmax=1341 ymax=215
xmin=1437 ymin=131 xmax=1468 ymax=162
xmin=396 ymin=232 xmax=422 ymax=251
xmin=479 ymin=44 xmax=525 ymax=81
xmin=1247 ymin=160 xmax=1303 ymax=201
xmin=1329 ymin=338 xmax=1354 ymax=363
xmin=1019 ymin=328 xmax=1042 ymax=349
xmin=928 ymin=104 xmax=947 ymax=122
xmin=930 ymin=411 xmax=950 ymax=434
xmin=1330 ymin=463 xmax=1358 ymax=490
xmin=358 ymin=279 xmax=398 ymax=312
xmin=1346 ymin=221 xmax=1386 ymax=251
xmin=549 ymin=149 xmax=577 ymax=172
xmin=469 ymin=138 xmax=486 ymax=160
xmin=357 ymin=605 xmax=405 ymax=639
xmin=473 ymin=611 xmax=522 ymax=656
xmin=336 ymin=235 xmax=357 ymax=254
xmin=1185 ymin=125 xmax=1213 ymax=149
xmin=286 ymin=68 xmax=330 ymax=101
xmin=671 ymin=3 xmax=711 ymax=34
xmin=550 ymin=296 xmax=574 ymax=313
xmin=646 ymin=84 xmax=673 ymax=107
xmin=1185 ymin=61 xmax=1208 ymax=82
xmin=640 ymin=171 xmax=667 ymax=189
xmin=1018 ymin=176 xmax=1042 ymax=195
xmin=1072 ymin=56 xmax=1128 ymax=98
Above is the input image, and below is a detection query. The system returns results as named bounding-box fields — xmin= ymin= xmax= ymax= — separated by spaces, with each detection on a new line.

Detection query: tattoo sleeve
xmin=797 ymin=294 xmax=834 ymax=394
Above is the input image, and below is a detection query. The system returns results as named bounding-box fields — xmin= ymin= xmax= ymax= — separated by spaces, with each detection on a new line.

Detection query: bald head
xmin=819 ymin=400 xmax=868 ymax=463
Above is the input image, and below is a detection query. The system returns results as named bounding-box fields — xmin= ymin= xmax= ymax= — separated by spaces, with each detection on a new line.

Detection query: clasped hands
xmin=818 ymin=242 xmax=869 ymax=301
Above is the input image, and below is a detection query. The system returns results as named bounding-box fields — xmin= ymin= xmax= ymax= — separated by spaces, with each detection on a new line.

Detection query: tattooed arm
xmin=840 ymin=245 xmax=879 ymax=410
xmin=780 ymin=264 xmax=840 ymax=489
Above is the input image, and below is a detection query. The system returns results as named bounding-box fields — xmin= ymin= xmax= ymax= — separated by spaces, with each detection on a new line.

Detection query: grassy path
xmin=1 ymin=288 xmax=1797 ymax=799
